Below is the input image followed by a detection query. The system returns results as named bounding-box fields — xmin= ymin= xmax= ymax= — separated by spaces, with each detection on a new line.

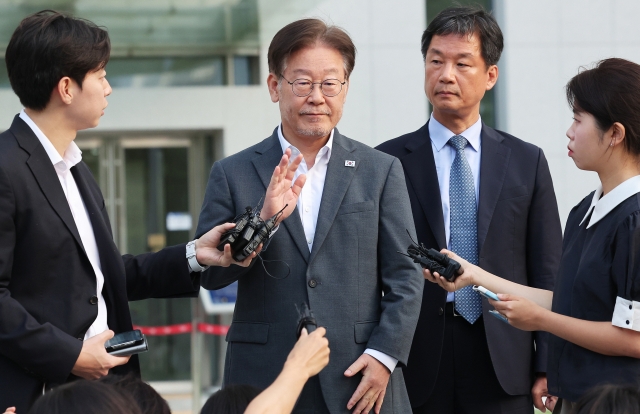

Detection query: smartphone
xmin=472 ymin=285 xmax=500 ymax=301
xmin=104 ymin=330 xmax=148 ymax=357
xmin=488 ymin=310 xmax=509 ymax=324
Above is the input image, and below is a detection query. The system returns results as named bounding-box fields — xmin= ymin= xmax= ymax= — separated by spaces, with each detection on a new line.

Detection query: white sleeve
xmin=364 ymin=348 xmax=398 ymax=373
xmin=611 ymin=296 xmax=640 ymax=331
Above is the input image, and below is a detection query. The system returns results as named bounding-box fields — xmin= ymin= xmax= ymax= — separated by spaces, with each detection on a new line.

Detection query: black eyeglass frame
xmin=279 ymin=75 xmax=347 ymax=97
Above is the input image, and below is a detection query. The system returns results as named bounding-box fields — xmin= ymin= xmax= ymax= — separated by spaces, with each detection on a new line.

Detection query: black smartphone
xmin=104 ymin=330 xmax=148 ymax=357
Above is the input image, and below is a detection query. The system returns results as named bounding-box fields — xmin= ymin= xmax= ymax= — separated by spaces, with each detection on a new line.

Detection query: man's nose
xmin=439 ymin=63 xmax=455 ymax=82
xmin=307 ymin=83 xmax=325 ymax=104
xmin=105 ymin=79 xmax=112 ymax=97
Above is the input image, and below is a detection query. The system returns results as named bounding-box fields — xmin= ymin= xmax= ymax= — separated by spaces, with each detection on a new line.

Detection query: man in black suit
xmin=376 ymin=6 xmax=563 ymax=414
xmin=0 ymin=11 xmax=303 ymax=412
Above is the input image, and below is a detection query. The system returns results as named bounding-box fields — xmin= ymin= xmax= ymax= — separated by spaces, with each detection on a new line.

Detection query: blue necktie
xmin=449 ymin=135 xmax=482 ymax=324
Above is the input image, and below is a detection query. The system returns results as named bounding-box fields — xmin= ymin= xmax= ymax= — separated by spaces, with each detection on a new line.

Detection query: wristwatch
xmin=186 ymin=240 xmax=209 ymax=272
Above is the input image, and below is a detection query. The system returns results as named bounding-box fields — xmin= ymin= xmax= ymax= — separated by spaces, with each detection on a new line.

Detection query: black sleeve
xmin=122 ymin=243 xmax=200 ymax=301
xmin=611 ymin=210 xmax=640 ymax=330
xmin=525 ymin=149 xmax=563 ymax=373
xmin=0 ymin=164 xmax=82 ymax=383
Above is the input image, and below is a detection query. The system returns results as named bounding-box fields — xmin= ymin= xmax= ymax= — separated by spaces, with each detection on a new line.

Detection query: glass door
xmin=76 ymin=133 xmax=218 ymax=382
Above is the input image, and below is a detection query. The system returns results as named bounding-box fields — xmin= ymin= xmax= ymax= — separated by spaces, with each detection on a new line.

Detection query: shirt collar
xmin=428 ymin=113 xmax=482 ymax=153
xmin=19 ymin=110 xmax=82 ymax=171
xmin=277 ymin=124 xmax=333 ymax=160
xmin=580 ymin=175 xmax=640 ymax=228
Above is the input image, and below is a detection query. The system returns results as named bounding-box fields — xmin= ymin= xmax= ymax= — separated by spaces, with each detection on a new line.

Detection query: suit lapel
xmin=10 ymin=116 xmax=86 ymax=255
xmin=252 ymin=131 xmax=310 ymax=262
xmin=71 ymin=164 xmax=123 ymax=305
xmin=308 ymin=130 xmax=358 ymax=264
xmin=402 ymin=123 xmax=447 ymax=248
xmin=477 ymin=125 xmax=510 ymax=253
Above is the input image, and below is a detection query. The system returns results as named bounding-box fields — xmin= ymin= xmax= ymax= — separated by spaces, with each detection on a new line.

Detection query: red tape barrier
xmin=133 ymin=323 xmax=229 ymax=336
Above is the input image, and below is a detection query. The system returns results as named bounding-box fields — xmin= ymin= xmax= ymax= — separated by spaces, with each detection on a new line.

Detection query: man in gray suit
xmin=195 ymin=19 xmax=423 ymax=414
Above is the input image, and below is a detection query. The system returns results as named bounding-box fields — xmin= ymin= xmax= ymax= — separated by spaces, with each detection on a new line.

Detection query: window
xmin=0 ymin=0 xmax=260 ymax=88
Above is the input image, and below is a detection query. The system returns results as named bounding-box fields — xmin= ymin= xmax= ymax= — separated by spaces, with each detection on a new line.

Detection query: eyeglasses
xmin=280 ymin=75 xmax=346 ymax=97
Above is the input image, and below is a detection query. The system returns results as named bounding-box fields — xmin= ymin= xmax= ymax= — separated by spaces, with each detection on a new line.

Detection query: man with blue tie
xmin=376 ymin=6 xmax=563 ymax=414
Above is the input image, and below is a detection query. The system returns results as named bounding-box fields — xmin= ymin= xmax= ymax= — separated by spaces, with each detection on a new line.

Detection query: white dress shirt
xmin=429 ymin=114 xmax=482 ymax=302
xmin=277 ymin=125 xmax=398 ymax=372
xmin=20 ymin=110 xmax=108 ymax=340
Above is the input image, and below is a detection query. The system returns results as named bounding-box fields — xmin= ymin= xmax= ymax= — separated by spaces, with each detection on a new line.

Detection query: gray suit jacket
xmin=196 ymin=128 xmax=423 ymax=413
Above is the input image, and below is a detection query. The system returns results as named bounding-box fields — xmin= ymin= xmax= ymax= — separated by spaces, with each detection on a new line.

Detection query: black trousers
xmin=413 ymin=303 xmax=533 ymax=414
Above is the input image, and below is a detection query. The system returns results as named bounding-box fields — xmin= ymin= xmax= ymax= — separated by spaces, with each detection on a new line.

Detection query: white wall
xmin=496 ymin=0 xmax=640 ymax=225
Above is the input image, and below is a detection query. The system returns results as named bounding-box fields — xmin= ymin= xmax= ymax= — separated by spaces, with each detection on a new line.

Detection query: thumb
xmin=299 ymin=327 xmax=308 ymax=338
xmin=497 ymin=293 xmax=513 ymax=301
xmin=99 ymin=329 xmax=115 ymax=341
xmin=344 ymin=357 xmax=366 ymax=377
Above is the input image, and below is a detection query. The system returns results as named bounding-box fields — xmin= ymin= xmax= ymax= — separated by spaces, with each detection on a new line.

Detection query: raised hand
xmin=260 ymin=148 xmax=306 ymax=223
xmin=195 ymin=222 xmax=259 ymax=267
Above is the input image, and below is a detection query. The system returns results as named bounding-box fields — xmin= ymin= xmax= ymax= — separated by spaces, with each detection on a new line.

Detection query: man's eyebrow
xmin=291 ymin=67 xmax=340 ymax=76
xmin=428 ymin=48 xmax=474 ymax=59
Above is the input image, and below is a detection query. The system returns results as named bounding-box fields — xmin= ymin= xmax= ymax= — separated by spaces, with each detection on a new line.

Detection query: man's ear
xmin=55 ymin=76 xmax=74 ymax=105
xmin=486 ymin=65 xmax=499 ymax=91
xmin=342 ymin=78 xmax=349 ymax=104
xmin=267 ymin=73 xmax=280 ymax=103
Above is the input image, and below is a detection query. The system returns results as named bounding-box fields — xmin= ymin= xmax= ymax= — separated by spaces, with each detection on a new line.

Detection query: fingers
xmin=96 ymin=329 xmax=115 ymax=342
xmin=532 ymin=393 xmax=545 ymax=412
xmin=310 ymin=326 xmax=327 ymax=338
xmin=344 ymin=356 xmax=366 ymax=377
xmin=374 ymin=389 xmax=386 ymax=414
xmin=546 ymin=396 xmax=558 ymax=411
xmin=347 ymin=382 xmax=369 ymax=410
xmin=214 ymin=222 xmax=236 ymax=234
xmin=353 ymin=389 xmax=379 ymax=414
xmin=286 ymin=152 xmax=303 ymax=179
xmin=292 ymin=174 xmax=306 ymax=197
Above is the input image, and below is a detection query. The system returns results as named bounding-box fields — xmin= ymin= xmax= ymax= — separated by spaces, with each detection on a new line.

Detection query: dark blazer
xmin=0 ymin=116 xmax=200 ymax=411
xmin=195 ymin=128 xmax=424 ymax=413
xmin=376 ymin=122 xmax=563 ymax=406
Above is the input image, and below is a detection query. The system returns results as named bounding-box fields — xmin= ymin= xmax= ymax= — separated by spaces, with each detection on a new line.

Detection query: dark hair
xmin=200 ymin=384 xmax=261 ymax=414
xmin=98 ymin=373 xmax=170 ymax=414
xmin=572 ymin=383 xmax=640 ymax=414
xmin=267 ymin=18 xmax=356 ymax=79
xmin=27 ymin=380 xmax=141 ymax=414
xmin=5 ymin=9 xmax=110 ymax=111
xmin=566 ymin=58 xmax=640 ymax=156
xmin=421 ymin=6 xmax=503 ymax=67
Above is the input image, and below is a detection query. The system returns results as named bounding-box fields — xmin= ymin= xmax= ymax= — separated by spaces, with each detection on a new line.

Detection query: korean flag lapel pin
xmin=345 ymin=160 xmax=356 ymax=167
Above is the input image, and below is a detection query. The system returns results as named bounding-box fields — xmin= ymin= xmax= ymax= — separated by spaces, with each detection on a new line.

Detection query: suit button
xmin=77 ymin=337 xmax=83 ymax=341
xmin=308 ymin=279 xmax=317 ymax=288
xmin=89 ymin=296 xmax=98 ymax=305
xmin=438 ymin=307 xmax=444 ymax=316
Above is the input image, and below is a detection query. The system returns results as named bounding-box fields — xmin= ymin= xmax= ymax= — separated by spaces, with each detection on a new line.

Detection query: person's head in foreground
xmin=200 ymin=384 xmax=261 ymax=414
xmin=27 ymin=380 xmax=142 ymax=414
xmin=98 ymin=373 xmax=171 ymax=414
xmin=572 ymin=383 xmax=640 ymax=414
xmin=6 ymin=9 xmax=111 ymax=129
xmin=566 ymin=58 xmax=640 ymax=173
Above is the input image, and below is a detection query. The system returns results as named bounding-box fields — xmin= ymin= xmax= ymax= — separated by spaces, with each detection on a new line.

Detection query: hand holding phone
xmin=105 ymin=330 xmax=148 ymax=357
xmin=472 ymin=285 xmax=509 ymax=324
